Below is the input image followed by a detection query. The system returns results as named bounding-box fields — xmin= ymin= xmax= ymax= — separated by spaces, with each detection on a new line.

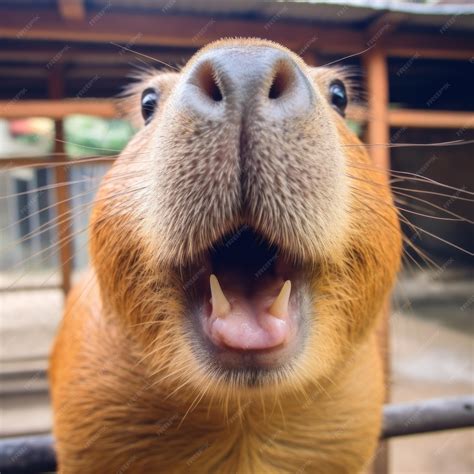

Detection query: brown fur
xmin=49 ymin=38 xmax=401 ymax=473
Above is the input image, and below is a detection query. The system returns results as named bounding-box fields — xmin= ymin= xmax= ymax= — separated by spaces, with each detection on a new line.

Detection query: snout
xmin=178 ymin=45 xmax=314 ymax=122
xmin=152 ymin=40 xmax=347 ymax=277
xmin=142 ymin=40 xmax=351 ymax=380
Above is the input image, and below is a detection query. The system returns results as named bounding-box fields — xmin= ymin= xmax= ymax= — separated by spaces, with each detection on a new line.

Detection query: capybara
xmin=50 ymin=38 xmax=401 ymax=473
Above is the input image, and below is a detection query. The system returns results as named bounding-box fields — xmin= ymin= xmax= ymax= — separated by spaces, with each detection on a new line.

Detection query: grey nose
xmin=180 ymin=46 xmax=314 ymax=119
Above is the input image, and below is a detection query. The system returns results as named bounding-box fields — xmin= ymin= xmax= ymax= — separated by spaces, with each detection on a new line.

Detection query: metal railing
xmin=0 ymin=396 xmax=472 ymax=473
xmin=0 ymin=161 xmax=110 ymax=275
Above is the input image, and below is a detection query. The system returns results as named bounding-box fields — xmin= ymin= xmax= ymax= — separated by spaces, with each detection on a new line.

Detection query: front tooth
xmin=268 ymin=280 xmax=291 ymax=319
xmin=210 ymin=274 xmax=231 ymax=318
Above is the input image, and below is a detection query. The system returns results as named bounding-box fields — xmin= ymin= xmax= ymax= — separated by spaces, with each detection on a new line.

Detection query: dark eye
xmin=329 ymin=80 xmax=347 ymax=116
xmin=141 ymin=88 xmax=158 ymax=124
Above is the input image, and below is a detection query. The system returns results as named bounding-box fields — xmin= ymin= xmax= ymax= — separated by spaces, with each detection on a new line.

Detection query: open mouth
xmin=182 ymin=227 xmax=308 ymax=372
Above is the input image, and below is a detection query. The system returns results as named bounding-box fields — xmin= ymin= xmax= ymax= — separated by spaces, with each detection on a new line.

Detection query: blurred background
xmin=0 ymin=1 xmax=472 ymax=473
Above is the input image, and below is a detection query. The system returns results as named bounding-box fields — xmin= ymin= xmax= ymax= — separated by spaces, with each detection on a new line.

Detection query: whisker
xmin=395 ymin=200 xmax=465 ymax=222
xmin=347 ymin=173 xmax=471 ymax=223
xmin=394 ymin=195 xmax=439 ymax=217
xmin=344 ymin=172 xmax=473 ymax=203
xmin=6 ymin=225 xmax=87 ymax=290
xmin=355 ymin=186 xmax=471 ymax=259
xmin=54 ymin=138 xmax=123 ymax=154
xmin=347 ymin=161 xmax=473 ymax=195
xmin=391 ymin=185 xmax=474 ymax=203
xmin=5 ymin=189 xmax=88 ymax=236
xmin=351 ymin=187 xmax=440 ymax=269
xmin=109 ymin=42 xmax=180 ymax=71
xmin=38 ymin=223 xmax=96 ymax=289
xmin=1 ymin=155 xmax=119 ymax=172
xmin=179 ymin=378 xmax=212 ymax=428
xmin=1 ymin=175 xmax=104 ymax=200
xmin=393 ymin=190 xmax=472 ymax=224
xmin=5 ymin=186 xmax=146 ymax=280
xmin=2 ymin=175 xmax=144 ymax=248
xmin=346 ymin=173 xmax=466 ymax=223
xmin=342 ymin=138 xmax=474 ymax=149
xmin=1 ymin=166 xmax=143 ymax=202
xmin=319 ymin=44 xmax=375 ymax=67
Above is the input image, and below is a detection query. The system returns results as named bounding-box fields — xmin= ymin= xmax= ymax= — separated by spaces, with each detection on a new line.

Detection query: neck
xmin=125 ymin=334 xmax=384 ymax=473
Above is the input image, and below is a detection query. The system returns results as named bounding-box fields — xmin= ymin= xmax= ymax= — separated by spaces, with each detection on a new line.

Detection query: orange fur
xmin=50 ymin=38 xmax=401 ymax=473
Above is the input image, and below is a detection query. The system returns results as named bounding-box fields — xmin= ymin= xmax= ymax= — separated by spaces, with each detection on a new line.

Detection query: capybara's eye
xmin=141 ymin=87 xmax=159 ymax=124
xmin=329 ymin=80 xmax=347 ymax=116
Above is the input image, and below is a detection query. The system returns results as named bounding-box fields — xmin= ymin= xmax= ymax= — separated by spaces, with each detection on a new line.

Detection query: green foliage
xmin=346 ymin=119 xmax=362 ymax=137
xmin=64 ymin=115 xmax=135 ymax=157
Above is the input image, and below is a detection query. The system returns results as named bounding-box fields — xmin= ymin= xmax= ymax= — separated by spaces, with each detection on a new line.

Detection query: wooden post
xmin=57 ymin=0 xmax=85 ymax=21
xmin=48 ymin=66 xmax=73 ymax=296
xmin=362 ymin=46 xmax=391 ymax=474
xmin=363 ymin=47 xmax=390 ymax=169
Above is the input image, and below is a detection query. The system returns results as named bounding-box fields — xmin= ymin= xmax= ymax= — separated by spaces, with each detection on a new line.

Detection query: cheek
xmin=303 ymin=215 xmax=400 ymax=374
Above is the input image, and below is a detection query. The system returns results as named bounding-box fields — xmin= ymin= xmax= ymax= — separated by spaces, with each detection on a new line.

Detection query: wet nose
xmin=180 ymin=46 xmax=314 ymax=119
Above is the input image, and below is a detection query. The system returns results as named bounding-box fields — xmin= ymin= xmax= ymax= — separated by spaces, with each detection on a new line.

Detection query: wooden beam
xmin=57 ymin=0 xmax=85 ymax=22
xmin=66 ymin=67 xmax=134 ymax=80
xmin=0 ymin=99 xmax=117 ymax=119
xmin=389 ymin=109 xmax=474 ymax=129
xmin=48 ymin=67 xmax=73 ymax=297
xmin=363 ymin=48 xmax=390 ymax=169
xmin=0 ymin=8 xmax=363 ymax=54
xmin=1 ymin=99 xmax=468 ymax=131
xmin=0 ymin=45 xmax=194 ymax=65
xmin=387 ymin=33 xmax=474 ymax=60
xmin=362 ymin=46 xmax=391 ymax=474
xmin=0 ymin=155 xmax=115 ymax=170
xmin=1 ymin=100 xmax=470 ymax=131
xmin=388 ymin=47 xmax=473 ymax=61
xmin=371 ymin=301 xmax=391 ymax=474
xmin=1 ymin=8 xmax=472 ymax=59
xmin=350 ymin=107 xmax=474 ymax=130
xmin=366 ymin=11 xmax=407 ymax=47
xmin=0 ymin=67 xmax=49 ymax=78
xmin=0 ymin=284 xmax=61 ymax=292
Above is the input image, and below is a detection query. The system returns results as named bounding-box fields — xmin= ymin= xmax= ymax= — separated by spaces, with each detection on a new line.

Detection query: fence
xmin=0 ymin=396 xmax=472 ymax=473
xmin=1 ymin=162 xmax=109 ymax=273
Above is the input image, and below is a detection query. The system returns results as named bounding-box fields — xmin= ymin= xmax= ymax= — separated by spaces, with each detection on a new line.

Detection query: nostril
xmin=268 ymin=61 xmax=294 ymax=100
xmin=196 ymin=62 xmax=223 ymax=102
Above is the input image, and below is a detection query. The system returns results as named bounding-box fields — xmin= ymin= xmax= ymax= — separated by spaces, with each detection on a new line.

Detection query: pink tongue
xmin=208 ymin=297 xmax=290 ymax=350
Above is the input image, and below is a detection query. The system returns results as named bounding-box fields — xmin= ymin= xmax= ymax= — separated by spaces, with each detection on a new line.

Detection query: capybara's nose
xmin=180 ymin=46 xmax=314 ymax=119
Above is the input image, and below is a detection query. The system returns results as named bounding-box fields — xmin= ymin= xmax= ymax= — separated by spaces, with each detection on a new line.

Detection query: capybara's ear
xmin=116 ymin=69 xmax=180 ymax=129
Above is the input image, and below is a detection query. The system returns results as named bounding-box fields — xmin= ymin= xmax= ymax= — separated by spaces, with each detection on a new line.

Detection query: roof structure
xmin=80 ymin=0 xmax=474 ymax=31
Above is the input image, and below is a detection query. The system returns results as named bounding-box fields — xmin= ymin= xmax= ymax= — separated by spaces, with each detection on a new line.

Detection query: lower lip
xmin=208 ymin=340 xmax=298 ymax=370
xmin=197 ymin=293 xmax=301 ymax=369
